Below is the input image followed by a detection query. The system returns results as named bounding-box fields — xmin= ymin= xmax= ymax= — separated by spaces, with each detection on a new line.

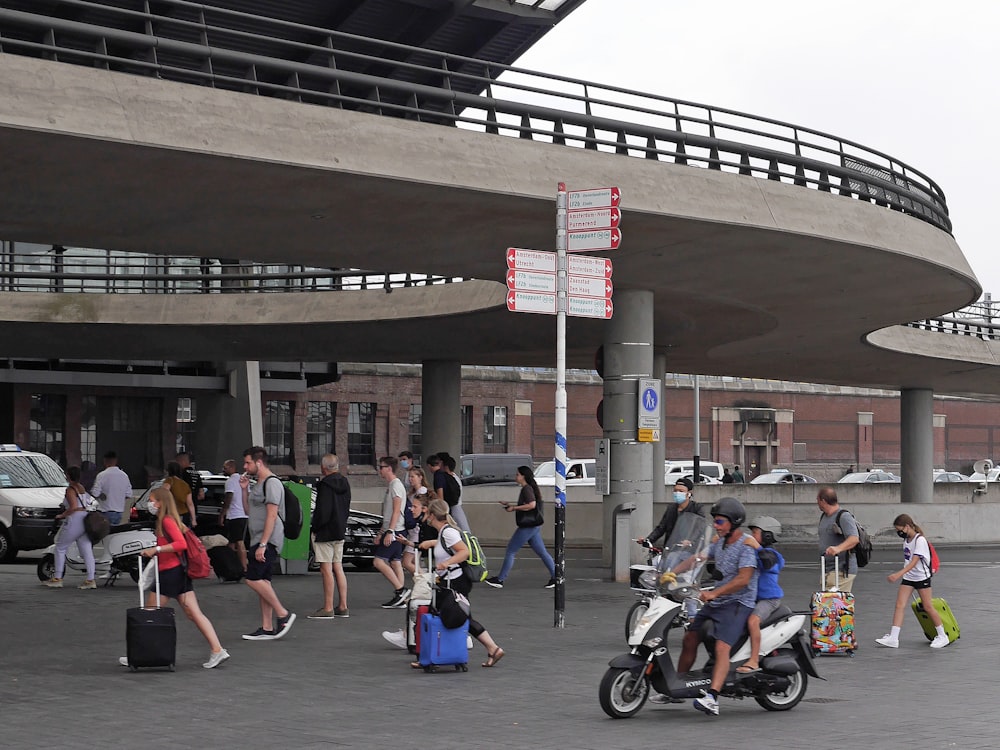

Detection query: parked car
xmin=838 ymin=470 xmax=900 ymax=483
xmin=680 ymin=473 xmax=723 ymax=485
xmin=534 ymin=458 xmax=596 ymax=486
xmin=0 ymin=444 xmax=67 ymax=562
xmin=750 ymin=471 xmax=818 ymax=484
xmin=664 ymin=460 xmax=725 ymax=483
xmin=460 ymin=453 xmax=530 ymax=485
xmin=131 ymin=474 xmax=229 ymax=531
xmin=934 ymin=471 xmax=969 ymax=482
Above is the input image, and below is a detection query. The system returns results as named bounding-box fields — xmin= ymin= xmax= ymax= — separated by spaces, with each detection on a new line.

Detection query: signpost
xmin=504 ymin=183 xmax=622 ymax=628
xmin=638 ymin=377 xmax=661 ymax=443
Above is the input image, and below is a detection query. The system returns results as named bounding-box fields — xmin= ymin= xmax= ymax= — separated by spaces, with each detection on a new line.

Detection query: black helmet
xmin=710 ymin=497 xmax=746 ymax=528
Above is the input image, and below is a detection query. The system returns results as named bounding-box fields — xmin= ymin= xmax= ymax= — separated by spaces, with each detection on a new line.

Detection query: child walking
xmin=737 ymin=516 xmax=785 ymax=673
xmin=874 ymin=513 xmax=950 ymax=649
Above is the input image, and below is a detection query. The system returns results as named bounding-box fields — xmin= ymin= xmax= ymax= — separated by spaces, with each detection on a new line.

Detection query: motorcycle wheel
xmin=625 ymin=600 xmax=649 ymax=641
xmin=599 ymin=666 xmax=650 ymax=719
xmin=129 ymin=564 xmax=141 ymax=583
xmin=754 ymin=656 xmax=808 ymax=711
xmin=37 ymin=554 xmax=56 ymax=582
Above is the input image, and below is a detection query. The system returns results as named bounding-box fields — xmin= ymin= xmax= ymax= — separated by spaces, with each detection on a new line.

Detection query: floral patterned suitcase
xmin=811 ymin=557 xmax=857 ymax=655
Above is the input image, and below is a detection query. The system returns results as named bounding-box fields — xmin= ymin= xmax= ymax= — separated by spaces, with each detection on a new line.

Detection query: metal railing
xmin=0 ymin=0 xmax=951 ymax=233
xmin=0 ymin=245 xmax=455 ymax=294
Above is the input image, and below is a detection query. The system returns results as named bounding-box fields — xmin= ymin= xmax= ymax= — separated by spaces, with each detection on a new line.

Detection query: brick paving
xmin=1 ymin=544 xmax=996 ymax=749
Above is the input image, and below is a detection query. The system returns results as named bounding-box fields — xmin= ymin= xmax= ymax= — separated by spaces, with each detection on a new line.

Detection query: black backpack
xmin=832 ymin=509 xmax=872 ymax=568
xmin=266 ymin=476 xmax=303 ymax=540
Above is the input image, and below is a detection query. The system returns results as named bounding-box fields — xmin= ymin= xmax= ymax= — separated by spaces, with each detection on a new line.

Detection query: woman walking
xmin=119 ymin=486 xmax=230 ymax=668
xmin=415 ymin=499 xmax=504 ymax=668
xmin=163 ymin=461 xmax=195 ymax=528
xmin=42 ymin=466 xmax=97 ymax=589
xmin=485 ymin=465 xmax=556 ymax=589
xmin=874 ymin=513 xmax=950 ymax=649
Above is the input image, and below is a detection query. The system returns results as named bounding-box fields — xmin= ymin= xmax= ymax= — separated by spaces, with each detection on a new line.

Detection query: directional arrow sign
xmin=567 ymin=255 xmax=613 ymax=279
xmin=567 ymin=296 xmax=614 ymax=319
xmin=506 ymin=247 xmax=557 ymax=272
xmin=567 ymin=186 xmax=621 ymax=210
xmin=567 ymin=227 xmax=623 ymax=253
xmin=566 ymin=206 xmax=622 ymax=231
xmin=567 ymin=275 xmax=613 ymax=298
xmin=507 ymin=290 xmax=556 ymax=315
xmin=507 ymin=269 xmax=557 ymax=294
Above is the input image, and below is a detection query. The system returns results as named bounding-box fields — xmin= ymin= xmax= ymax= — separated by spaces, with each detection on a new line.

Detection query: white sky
xmin=515 ymin=0 xmax=999 ymax=301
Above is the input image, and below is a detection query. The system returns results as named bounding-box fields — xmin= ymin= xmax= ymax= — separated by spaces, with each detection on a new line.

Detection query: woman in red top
xmin=119 ymin=486 xmax=229 ymax=669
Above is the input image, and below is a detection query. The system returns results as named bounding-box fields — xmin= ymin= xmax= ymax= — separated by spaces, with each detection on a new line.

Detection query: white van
xmin=534 ymin=458 xmax=596 ymax=487
xmin=0 ymin=444 xmax=68 ymax=562
xmin=664 ymin=460 xmax=725 ymax=484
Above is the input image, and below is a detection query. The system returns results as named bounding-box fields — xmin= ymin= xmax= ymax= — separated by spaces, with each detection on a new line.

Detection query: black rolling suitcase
xmin=208 ymin=545 xmax=244 ymax=581
xmin=125 ymin=557 xmax=177 ymax=671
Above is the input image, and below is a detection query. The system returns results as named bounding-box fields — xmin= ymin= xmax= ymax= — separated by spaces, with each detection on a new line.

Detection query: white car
xmin=750 ymin=471 xmax=818 ymax=484
xmin=838 ymin=470 xmax=900 ymax=483
xmin=534 ymin=459 xmax=596 ymax=486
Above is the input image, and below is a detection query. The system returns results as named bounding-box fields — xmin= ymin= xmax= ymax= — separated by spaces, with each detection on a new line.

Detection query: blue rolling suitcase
xmin=418 ymin=613 xmax=469 ymax=672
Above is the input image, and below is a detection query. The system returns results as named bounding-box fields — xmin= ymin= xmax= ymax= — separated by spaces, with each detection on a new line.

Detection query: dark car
xmin=130 ymin=473 xmax=229 ymax=532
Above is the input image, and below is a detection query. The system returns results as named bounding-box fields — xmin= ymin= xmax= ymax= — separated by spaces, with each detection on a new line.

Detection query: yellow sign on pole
xmin=638 ymin=428 xmax=660 ymax=442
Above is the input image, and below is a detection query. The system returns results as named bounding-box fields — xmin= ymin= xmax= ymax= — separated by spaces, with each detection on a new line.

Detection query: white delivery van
xmin=0 ymin=444 xmax=68 ymax=562
xmin=534 ymin=458 xmax=596 ymax=487
xmin=664 ymin=460 xmax=725 ymax=484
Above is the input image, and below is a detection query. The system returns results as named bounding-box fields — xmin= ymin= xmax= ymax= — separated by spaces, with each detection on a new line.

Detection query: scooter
xmin=625 ymin=538 xmax=662 ymax=638
xmin=37 ymin=521 xmax=157 ymax=586
xmin=600 ymin=514 xmax=821 ymax=719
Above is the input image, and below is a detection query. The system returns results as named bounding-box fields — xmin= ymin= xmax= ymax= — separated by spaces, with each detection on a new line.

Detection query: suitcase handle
xmin=137 ymin=554 xmax=160 ymax=606
xmin=821 ymin=554 xmax=841 ymax=592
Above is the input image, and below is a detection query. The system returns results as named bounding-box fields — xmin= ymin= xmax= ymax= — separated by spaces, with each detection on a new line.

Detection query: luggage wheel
xmin=424 ymin=666 xmax=436 ymax=673
xmin=456 ymin=664 xmax=468 ymax=672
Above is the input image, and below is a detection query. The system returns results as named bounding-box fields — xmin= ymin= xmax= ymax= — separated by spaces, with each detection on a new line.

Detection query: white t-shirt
xmin=903 ymin=534 xmax=931 ymax=581
xmin=382 ymin=477 xmax=406 ymax=532
xmin=224 ymin=473 xmax=247 ymax=520
xmin=90 ymin=465 xmax=133 ymax=513
xmin=434 ymin=525 xmax=465 ymax=582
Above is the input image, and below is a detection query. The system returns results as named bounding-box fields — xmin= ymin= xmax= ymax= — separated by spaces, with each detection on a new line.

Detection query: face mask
xmin=673 ymin=491 xmax=688 ymax=504
xmin=896 ymin=530 xmax=908 ymax=539
xmin=400 ymin=459 xmax=411 ymax=470
xmin=148 ymin=502 xmax=158 ymax=516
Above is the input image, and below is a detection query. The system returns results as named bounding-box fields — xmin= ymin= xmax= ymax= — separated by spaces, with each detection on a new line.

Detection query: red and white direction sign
xmin=567 ymin=255 xmax=613 ymax=279
xmin=506 ymin=290 xmax=556 ymax=315
xmin=566 ymin=207 xmax=621 ymax=232
xmin=506 ymin=247 xmax=556 ymax=273
xmin=506 ymin=269 xmax=557 ymax=294
xmin=567 ymin=186 xmax=621 ymax=210
xmin=568 ymin=275 xmax=613 ymax=299
xmin=568 ymin=296 xmax=614 ymax=319
xmin=567 ymin=228 xmax=623 ymax=253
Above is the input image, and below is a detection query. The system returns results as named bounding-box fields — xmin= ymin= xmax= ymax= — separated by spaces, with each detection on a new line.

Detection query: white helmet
xmin=748 ymin=515 xmax=782 ymax=545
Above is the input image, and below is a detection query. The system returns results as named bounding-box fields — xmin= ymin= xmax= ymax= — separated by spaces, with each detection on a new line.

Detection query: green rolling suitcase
xmin=911 ymin=596 xmax=960 ymax=643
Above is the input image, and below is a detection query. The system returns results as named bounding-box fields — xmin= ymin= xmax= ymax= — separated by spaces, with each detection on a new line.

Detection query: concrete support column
xmin=602 ymin=290 xmax=654 ymax=568
xmin=901 ymin=388 xmax=934 ymax=504
xmin=422 ymin=360 xmax=461 ymax=461
xmin=198 ymin=361 xmax=262 ymax=470
xmin=652 ymin=350 xmax=667 ymax=510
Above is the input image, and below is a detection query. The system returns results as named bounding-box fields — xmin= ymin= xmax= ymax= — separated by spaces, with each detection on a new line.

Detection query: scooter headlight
xmin=638 ymin=570 xmax=658 ymax=590
xmin=642 ymin=635 xmax=663 ymax=649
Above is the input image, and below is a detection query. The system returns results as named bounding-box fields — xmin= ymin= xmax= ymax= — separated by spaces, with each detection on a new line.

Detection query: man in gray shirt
xmin=817 ymin=486 xmax=860 ymax=592
xmin=239 ymin=446 xmax=296 ymax=641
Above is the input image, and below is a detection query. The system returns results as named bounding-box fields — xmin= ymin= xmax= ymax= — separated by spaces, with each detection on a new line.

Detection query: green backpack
xmin=442 ymin=526 xmax=490 ymax=583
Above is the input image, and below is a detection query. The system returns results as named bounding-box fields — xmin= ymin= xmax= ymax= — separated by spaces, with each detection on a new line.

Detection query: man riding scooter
xmin=675 ymin=497 xmax=758 ymax=717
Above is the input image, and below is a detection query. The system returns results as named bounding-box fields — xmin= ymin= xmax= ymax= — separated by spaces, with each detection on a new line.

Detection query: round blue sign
xmin=642 ymin=387 xmax=658 ymax=412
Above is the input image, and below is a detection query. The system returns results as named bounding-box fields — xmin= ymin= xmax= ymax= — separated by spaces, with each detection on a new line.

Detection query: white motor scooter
xmin=600 ymin=513 xmax=821 ymax=719
xmin=37 ymin=521 xmax=156 ymax=586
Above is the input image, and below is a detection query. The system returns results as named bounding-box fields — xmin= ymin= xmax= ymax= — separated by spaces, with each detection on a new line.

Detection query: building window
xmin=461 ymin=405 xmax=473 ymax=454
xmin=80 ymin=395 xmax=97 ymax=465
xmin=348 ymin=402 xmax=376 ymax=466
xmin=29 ymin=394 xmax=66 ymax=464
xmin=265 ymin=400 xmax=294 ymax=467
xmin=408 ymin=404 xmax=422 ymax=462
xmin=307 ymin=401 xmax=334 ymax=465
xmin=482 ymin=405 xmax=508 ymax=452
xmin=175 ymin=397 xmax=197 ymax=456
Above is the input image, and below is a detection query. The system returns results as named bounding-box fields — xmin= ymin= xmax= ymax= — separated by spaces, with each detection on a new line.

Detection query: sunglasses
xmin=712 ymin=517 xmax=728 ymax=526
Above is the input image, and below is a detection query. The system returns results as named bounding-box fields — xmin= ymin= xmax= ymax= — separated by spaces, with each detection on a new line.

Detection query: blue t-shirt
xmin=707 ymin=531 xmax=758 ymax=608
xmin=756 ymin=547 xmax=785 ymax=600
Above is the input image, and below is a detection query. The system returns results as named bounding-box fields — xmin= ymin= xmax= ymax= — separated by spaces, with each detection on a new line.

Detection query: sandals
xmin=482 ymin=647 xmax=505 ymax=668
xmin=736 ymin=664 xmax=760 ymax=674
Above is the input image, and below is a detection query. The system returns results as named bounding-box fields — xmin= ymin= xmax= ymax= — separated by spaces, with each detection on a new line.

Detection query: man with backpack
xmin=817 ymin=487 xmax=861 ymax=592
xmin=239 ymin=446 xmax=296 ymax=641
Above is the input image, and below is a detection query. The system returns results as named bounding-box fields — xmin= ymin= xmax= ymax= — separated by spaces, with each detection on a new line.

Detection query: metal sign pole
xmin=554 ymin=181 xmax=568 ymax=629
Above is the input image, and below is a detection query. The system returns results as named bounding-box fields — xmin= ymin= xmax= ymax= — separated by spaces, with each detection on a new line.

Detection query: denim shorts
xmin=693 ymin=600 xmax=753 ymax=646
xmin=374 ymin=531 xmax=403 ymax=563
xmin=245 ymin=543 xmax=276 ymax=581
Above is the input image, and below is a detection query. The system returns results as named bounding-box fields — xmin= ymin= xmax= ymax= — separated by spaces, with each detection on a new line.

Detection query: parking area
xmin=1 ymin=543 xmax=997 ymax=749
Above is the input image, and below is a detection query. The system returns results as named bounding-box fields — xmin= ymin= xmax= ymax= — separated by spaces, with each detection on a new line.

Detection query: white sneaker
xmin=382 ymin=629 xmax=407 ymax=649
xmin=875 ymin=634 xmax=899 ymax=648
xmin=693 ymin=692 xmax=720 ymax=716
xmin=930 ymin=634 xmax=951 ymax=649
xmin=118 ymin=656 xmax=129 ymax=667
xmin=203 ymin=648 xmax=231 ymax=669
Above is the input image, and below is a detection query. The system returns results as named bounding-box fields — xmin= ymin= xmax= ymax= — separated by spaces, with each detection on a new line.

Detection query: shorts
xmin=752 ymin=598 xmax=784 ymax=621
xmin=902 ymin=577 xmax=932 ymax=590
xmin=313 ymin=539 xmax=344 ymax=564
xmin=246 ymin=543 xmax=277 ymax=581
xmin=692 ymin=600 xmax=753 ymax=646
xmin=224 ymin=517 xmax=248 ymax=545
xmin=374 ymin=531 xmax=403 ymax=563
xmin=153 ymin=565 xmax=193 ymax=598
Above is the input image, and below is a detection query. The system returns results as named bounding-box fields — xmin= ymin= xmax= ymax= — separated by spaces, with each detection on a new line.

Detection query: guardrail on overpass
xmin=0 ymin=0 xmax=950 ymax=233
